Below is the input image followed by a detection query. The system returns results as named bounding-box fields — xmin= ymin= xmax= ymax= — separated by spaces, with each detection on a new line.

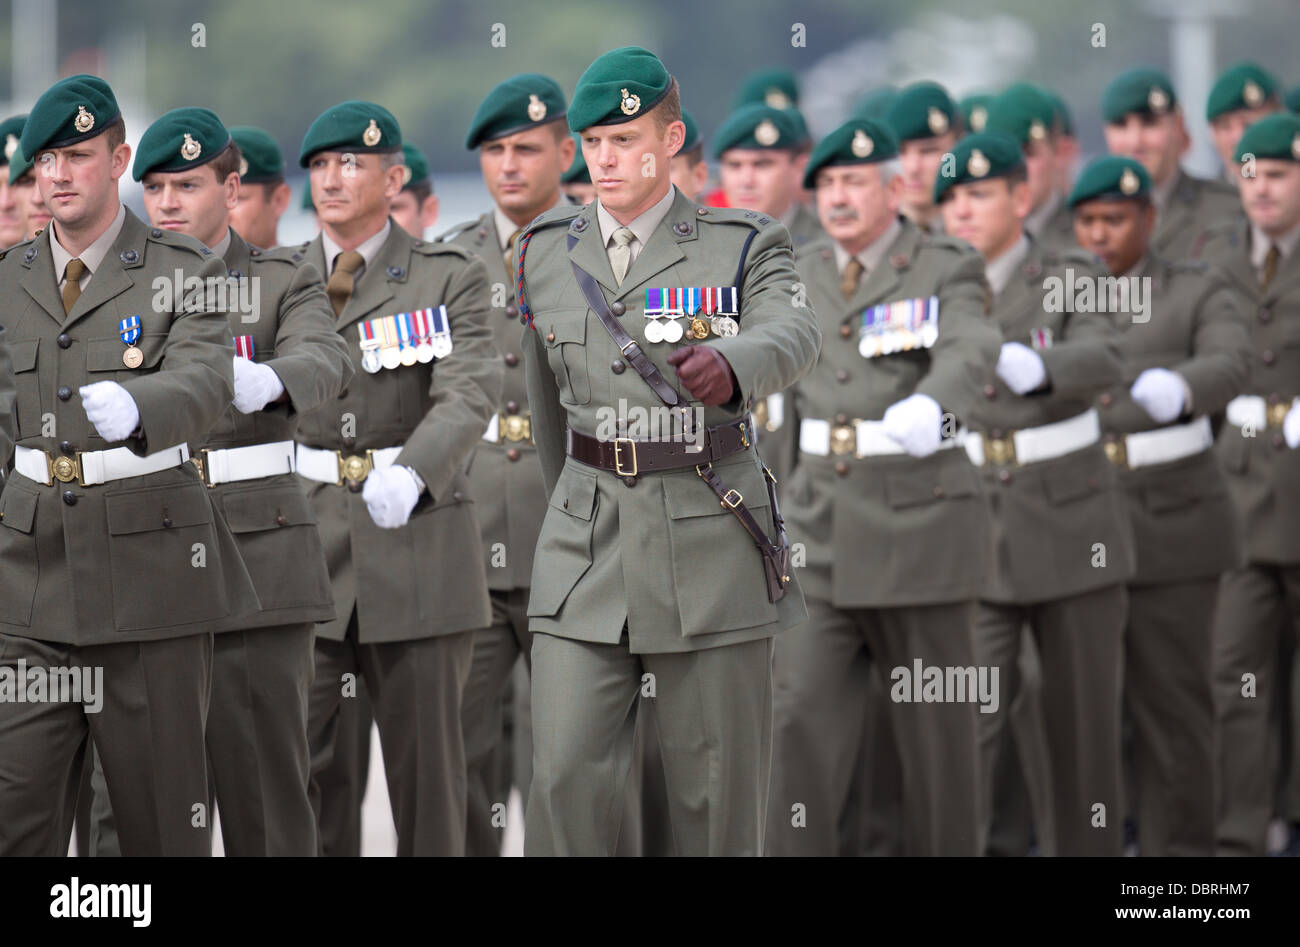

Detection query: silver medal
xmin=711 ymin=316 xmax=739 ymax=337
xmin=361 ymin=348 xmax=383 ymax=373
xmin=415 ymin=341 xmax=436 ymax=364
xmin=432 ymin=336 xmax=453 ymax=359
xmin=920 ymin=323 xmax=938 ymax=348
xmin=662 ymin=317 xmax=684 ymax=343
xmin=644 ymin=318 xmax=665 ymax=344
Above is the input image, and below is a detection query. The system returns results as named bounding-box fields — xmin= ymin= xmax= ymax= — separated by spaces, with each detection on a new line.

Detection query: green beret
xmin=887 ymin=81 xmax=958 ymax=142
xmin=680 ymin=108 xmax=702 ymax=152
xmin=1207 ymin=61 xmax=1279 ymax=120
xmin=300 ymin=178 xmax=315 ymax=212
xmin=299 ymin=100 xmax=401 ymax=168
xmin=1047 ymin=90 xmax=1074 ymax=136
xmin=712 ymin=103 xmax=802 ymax=158
xmin=958 ymin=94 xmax=995 ymax=134
xmin=986 ymin=82 xmax=1060 ymax=147
xmin=20 ymin=74 xmax=120 ymax=161
xmin=933 ymin=131 xmax=1024 ymax=203
xmin=1235 ymin=112 xmax=1300 ymax=163
xmin=229 ymin=126 xmax=283 ymax=182
xmin=8 ymin=135 xmax=33 ymax=185
xmin=0 ymin=114 xmax=25 ymax=168
xmin=568 ymin=46 xmax=672 ymax=132
xmin=853 ymin=86 xmax=898 ymax=122
xmin=802 ymin=117 xmax=898 ymax=190
xmin=1287 ymin=86 xmax=1300 ymax=114
xmin=132 ymin=107 xmax=232 ymax=181
xmin=1068 ymin=155 xmax=1151 ymax=208
xmin=562 ymin=138 xmax=590 ymax=184
xmin=465 ymin=73 xmax=567 ymax=149
xmin=733 ymin=68 xmax=799 ymax=111
xmin=1101 ymin=67 xmax=1177 ymax=123
xmin=400 ymin=142 xmax=430 ymax=189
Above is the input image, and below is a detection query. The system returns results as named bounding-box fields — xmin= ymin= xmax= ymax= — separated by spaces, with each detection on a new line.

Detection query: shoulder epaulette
xmin=435 ymin=217 xmax=484 ymax=244
xmin=146 ymin=226 xmax=209 ymax=260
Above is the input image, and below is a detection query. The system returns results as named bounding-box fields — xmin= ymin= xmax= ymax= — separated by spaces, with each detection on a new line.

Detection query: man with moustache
xmin=767 ymin=117 xmax=1000 ymax=856
xmin=887 ymin=81 xmax=960 ymax=235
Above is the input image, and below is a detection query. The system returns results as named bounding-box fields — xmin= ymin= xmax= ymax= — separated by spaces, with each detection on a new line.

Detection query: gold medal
xmin=690 ymin=317 xmax=710 ymax=339
xmin=122 ymin=345 xmax=143 ymax=368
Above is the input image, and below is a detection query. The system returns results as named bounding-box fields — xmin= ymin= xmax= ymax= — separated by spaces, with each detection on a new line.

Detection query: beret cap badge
xmin=399 ymin=163 xmax=412 ymax=186
xmin=1292 ymin=132 xmax=1300 ymax=160
xmin=970 ymin=106 xmax=988 ymax=132
xmin=74 ymin=105 xmax=94 ymax=133
xmin=238 ymin=155 xmax=249 ymax=177
xmin=3 ymin=134 xmax=16 ymax=161
xmin=528 ymin=94 xmax=547 ymax=122
xmin=1243 ymin=79 xmax=1264 ymax=108
xmin=927 ymin=106 xmax=949 ymax=135
xmin=1119 ymin=166 xmax=1140 ymax=195
xmin=362 ymin=119 xmax=382 ymax=146
xmin=180 ymin=133 xmax=201 ymax=161
xmin=968 ymin=148 xmax=990 ymax=178
xmin=1148 ymin=87 xmax=1169 ymax=114
xmin=619 ymin=88 xmax=641 ymax=116
xmin=754 ymin=119 xmax=780 ymax=146
xmin=1028 ymin=119 xmax=1046 ymax=141
xmin=850 ymin=128 xmax=874 ymax=158
xmin=765 ymin=89 xmax=790 ymax=110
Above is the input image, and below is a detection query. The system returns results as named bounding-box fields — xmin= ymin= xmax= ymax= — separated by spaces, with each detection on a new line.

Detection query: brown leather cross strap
xmin=696 ymin=460 xmax=792 ymax=603
xmin=566 ymin=418 xmax=752 ymax=476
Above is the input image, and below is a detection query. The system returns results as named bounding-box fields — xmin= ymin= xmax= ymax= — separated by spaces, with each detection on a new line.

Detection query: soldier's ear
xmin=1010 ymin=178 xmax=1033 ymax=218
xmin=223 ymin=172 xmax=240 ymax=211
xmin=269 ymin=182 xmax=291 ymax=217
xmin=110 ymin=142 xmax=132 ymax=183
xmin=420 ymin=194 xmax=439 ymax=230
xmin=559 ymin=133 xmax=576 ymax=169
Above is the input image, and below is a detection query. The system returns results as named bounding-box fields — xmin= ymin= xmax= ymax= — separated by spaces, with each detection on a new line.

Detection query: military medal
xmin=357 ymin=321 xmax=382 ymax=373
xmin=234 ymin=335 xmax=255 ymax=360
xmin=396 ymin=312 xmax=418 ymax=366
xmin=378 ymin=316 xmax=402 ymax=370
xmin=412 ymin=308 xmax=436 ymax=363
xmin=662 ymin=316 xmax=684 ymax=343
xmin=1029 ymin=326 xmax=1052 ymax=351
xmin=644 ymin=317 xmax=665 ymax=343
xmin=712 ymin=286 xmax=740 ymax=336
xmin=119 ymin=315 xmax=143 ymax=368
xmin=682 ymin=287 xmax=709 ymax=338
xmin=429 ymin=304 xmax=453 ymax=359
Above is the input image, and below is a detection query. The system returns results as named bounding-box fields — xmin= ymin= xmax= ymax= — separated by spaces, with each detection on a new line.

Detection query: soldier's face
xmin=230 ymin=180 xmax=290 ymax=249
xmin=389 ymin=189 xmax=439 ymax=239
xmin=898 ymin=133 xmax=956 ymax=214
xmin=34 ymin=136 xmax=131 ymax=229
xmin=1239 ymin=159 xmax=1300 ymax=236
xmin=1021 ymin=139 xmax=1058 ymax=211
xmin=814 ymin=163 xmax=900 ymax=252
xmin=1211 ymin=107 xmax=1279 ymax=172
xmin=14 ymin=171 xmax=51 ymax=237
xmin=720 ymin=148 xmax=798 ymax=219
xmin=0 ymin=173 xmax=24 ymax=246
xmin=562 ymin=182 xmax=597 ymax=206
xmin=309 ymin=151 xmax=403 ymax=229
xmin=580 ymin=113 xmax=684 ymax=218
xmin=940 ymin=177 xmax=1031 ymax=259
xmin=141 ymin=166 xmax=239 ymax=250
xmin=1103 ymin=112 xmax=1184 ymax=185
xmin=669 ymin=153 xmax=709 ymax=202
xmin=1073 ymin=199 xmax=1154 ymax=274
xmin=480 ymin=125 xmax=573 ymax=218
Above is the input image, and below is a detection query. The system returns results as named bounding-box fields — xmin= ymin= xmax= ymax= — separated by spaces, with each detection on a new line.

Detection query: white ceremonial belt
xmin=199 ymin=440 xmax=297 ymax=487
xmin=15 ymin=443 xmax=191 ymax=487
xmin=482 ymin=414 xmax=499 ymax=442
xmin=1226 ymin=394 xmax=1296 ymax=431
xmin=965 ymin=408 xmax=1100 ymax=467
xmin=1114 ymin=416 xmax=1214 ymax=470
xmin=799 ymin=418 xmax=961 ymax=458
xmin=295 ymin=443 xmax=403 ymax=486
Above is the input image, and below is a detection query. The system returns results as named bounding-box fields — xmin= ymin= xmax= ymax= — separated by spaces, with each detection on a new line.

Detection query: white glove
xmin=1130 ymin=367 xmax=1186 ymax=424
xmin=882 ymin=392 xmax=943 ymax=457
xmin=1284 ymin=402 xmax=1300 ymax=449
xmin=363 ymin=465 xmax=422 ymax=529
xmin=79 ymin=381 xmax=140 ymax=442
xmin=995 ymin=342 xmax=1047 ymax=395
xmin=232 ymin=355 xmax=285 ymax=414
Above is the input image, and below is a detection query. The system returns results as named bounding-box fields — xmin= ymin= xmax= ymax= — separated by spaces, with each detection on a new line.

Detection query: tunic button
xmin=506 ymin=400 xmax=519 ymax=414
xmin=1262 ymin=350 xmax=1276 ymax=365
xmin=337 ymin=389 xmax=348 ymax=399
xmin=983 ymin=384 xmax=996 ymax=399
xmin=58 ymin=386 xmax=72 ymax=401
xmin=1259 ymin=307 xmax=1271 ymax=322
xmin=932 ymin=485 xmax=944 ymax=498
xmin=163 ymin=517 xmax=173 ymax=528
xmin=839 ymin=325 xmax=852 ymax=339
xmin=546 ymin=332 xmax=556 ymax=343
xmin=998 ymin=470 xmax=1012 ymax=485
xmin=59 ymin=441 xmax=73 ymax=455
xmin=62 ymin=491 xmax=77 ymax=506
xmin=622 ymin=475 xmax=637 ymax=488
xmin=57 ymin=333 xmax=72 ymax=349
xmin=506 ymin=448 xmax=521 ymax=462
xmin=346 ymin=480 xmax=363 ymax=494
xmin=611 ymin=360 xmax=626 ymax=374
xmin=505 ymin=304 xmax=518 ymax=318
xmin=610 ymin=302 xmax=626 ymax=316
xmin=276 ymin=514 xmax=288 ymax=527
xmin=834 ymin=461 xmax=849 ymax=477
xmin=835 ymin=369 xmax=850 ymax=383
xmin=453 ymin=491 xmax=465 ymax=501
xmin=504 ymin=352 xmax=519 ymax=367
xmin=1099 ymin=392 xmax=1113 ymax=407
xmin=835 ymin=413 xmax=849 ymax=425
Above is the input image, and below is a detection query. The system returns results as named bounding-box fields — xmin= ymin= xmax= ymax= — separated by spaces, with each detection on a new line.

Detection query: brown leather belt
xmin=566 ymin=418 xmax=753 ymax=477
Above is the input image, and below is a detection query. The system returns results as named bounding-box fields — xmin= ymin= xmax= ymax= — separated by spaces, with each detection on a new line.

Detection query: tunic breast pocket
xmin=540 ymin=312 xmax=590 ymax=406
xmin=7 ymin=338 xmax=42 ymax=439
xmin=85 ymin=332 xmax=168 ymax=380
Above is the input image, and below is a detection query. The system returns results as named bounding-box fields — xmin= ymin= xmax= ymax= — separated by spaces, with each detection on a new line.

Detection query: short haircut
xmin=652 ymin=78 xmax=683 ymax=138
xmin=678 ymin=142 xmax=703 ymax=168
xmin=380 ymin=149 xmax=404 ymax=170
xmin=208 ymin=141 xmax=242 ymax=183
xmin=404 ymin=181 xmax=433 ymax=205
xmin=104 ymin=117 xmax=126 ymax=152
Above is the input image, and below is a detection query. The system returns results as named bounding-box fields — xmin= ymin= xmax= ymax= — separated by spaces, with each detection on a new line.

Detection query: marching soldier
xmin=1195 ymin=113 xmax=1300 ymax=855
xmin=767 ymin=116 xmax=1001 ymax=856
xmin=517 ymin=46 xmax=820 ymax=855
xmin=986 ymin=83 xmax=1075 ymax=255
xmin=440 ymin=73 xmax=572 ymax=856
xmin=1100 ymin=68 xmax=1241 ymax=260
xmin=293 ymin=100 xmax=501 ymax=856
xmin=1074 ymin=155 xmax=1251 ymax=855
xmin=1207 ymin=62 xmax=1283 ymax=184
xmin=1046 ymin=90 xmax=1081 ymax=200
xmin=0 ymin=115 xmax=27 ymax=248
xmin=669 ymin=109 xmax=709 ymax=202
xmin=390 ymin=142 xmax=439 ymax=239
xmin=561 ymin=138 xmax=596 ymax=206
xmin=0 ymin=74 xmax=259 ymax=856
xmin=6 ymin=127 xmax=53 ymax=242
xmin=886 ymin=81 xmax=960 ymax=234
xmin=938 ymin=132 xmax=1133 ymax=855
xmin=958 ymin=94 xmax=994 ymax=135
xmin=227 ymin=125 xmax=293 ymax=251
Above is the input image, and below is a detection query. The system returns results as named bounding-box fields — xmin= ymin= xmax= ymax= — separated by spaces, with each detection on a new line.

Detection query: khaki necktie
xmin=840 ymin=257 xmax=865 ymax=299
xmin=504 ymin=228 xmax=522 ymax=272
xmin=327 ymin=250 xmax=365 ymax=316
xmin=62 ymin=258 xmax=87 ymax=315
xmin=1261 ymin=244 xmax=1280 ymax=288
xmin=609 ymin=226 xmax=636 ymax=285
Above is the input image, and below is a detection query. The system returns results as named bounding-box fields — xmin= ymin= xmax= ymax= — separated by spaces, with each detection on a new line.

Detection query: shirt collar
xmin=1251 ymin=220 xmax=1300 ymax=270
xmin=210 ymin=228 xmax=233 ymax=260
xmin=596 ymin=185 xmax=677 ymax=250
xmin=833 ymin=217 xmax=903 ymax=276
xmin=494 ymin=194 xmax=562 ymax=252
xmin=1024 ymin=191 xmax=1062 ymax=239
xmin=50 ymin=202 xmax=127 ymax=283
xmin=321 ymin=219 xmax=392 ymax=274
xmin=984 ymin=234 xmax=1031 ymax=296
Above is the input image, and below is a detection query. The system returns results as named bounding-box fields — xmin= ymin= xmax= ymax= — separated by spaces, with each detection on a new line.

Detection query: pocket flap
xmin=549 ymin=465 xmax=597 ymax=520
xmin=1043 ymin=465 xmax=1098 ymax=505
xmin=87 ymin=334 xmax=167 ymax=371
xmin=221 ymin=483 xmax=317 ymax=533
xmin=7 ymin=338 xmax=38 ymax=373
xmin=885 ymin=458 xmax=979 ymax=509
xmin=106 ymin=484 xmax=213 ymax=535
xmin=541 ymin=315 xmax=586 ymax=347
xmin=0 ymin=483 xmax=38 ymax=533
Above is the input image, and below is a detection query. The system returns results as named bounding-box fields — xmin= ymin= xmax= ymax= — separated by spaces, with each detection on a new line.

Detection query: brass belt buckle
xmin=721 ymin=488 xmax=743 ymax=509
xmin=337 ymin=450 xmax=375 ymax=488
xmin=195 ymin=448 xmax=214 ymax=487
xmin=983 ymin=432 xmax=1017 ymax=467
xmin=502 ymin=412 xmax=531 ymax=442
xmin=830 ymin=423 xmax=856 ymax=456
xmin=48 ymin=451 xmax=83 ymax=485
xmin=613 ymin=437 xmax=638 ymax=477
xmin=1267 ymin=400 xmax=1289 ymax=428
xmin=1104 ymin=437 xmax=1128 ymax=469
